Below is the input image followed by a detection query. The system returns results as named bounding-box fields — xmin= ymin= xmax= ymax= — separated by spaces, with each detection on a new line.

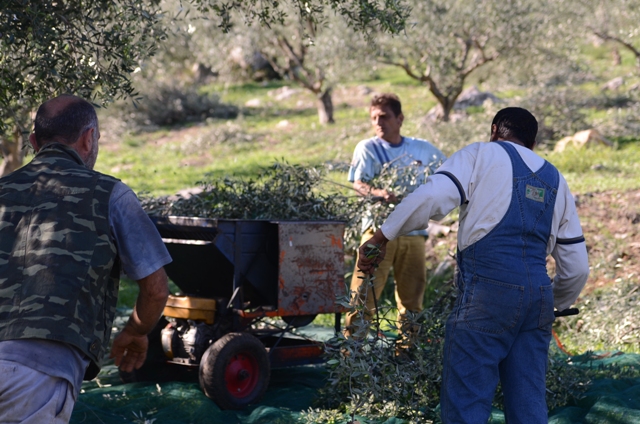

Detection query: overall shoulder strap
xmin=495 ymin=141 xmax=533 ymax=178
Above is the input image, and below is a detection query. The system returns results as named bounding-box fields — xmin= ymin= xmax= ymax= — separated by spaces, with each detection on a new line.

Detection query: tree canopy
xmin=0 ymin=0 xmax=410 ymax=174
xmin=373 ymin=0 xmax=558 ymax=121
xmin=0 ymin=1 xmax=166 ymax=134
xmin=189 ymin=0 xmax=409 ymax=37
xmin=0 ymin=0 xmax=409 ymax=129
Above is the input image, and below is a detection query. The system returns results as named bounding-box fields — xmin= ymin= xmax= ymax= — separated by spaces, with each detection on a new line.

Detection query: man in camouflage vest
xmin=0 ymin=95 xmax=171 ymax=423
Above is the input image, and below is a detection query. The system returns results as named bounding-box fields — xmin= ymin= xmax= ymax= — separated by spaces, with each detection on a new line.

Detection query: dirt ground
xmin=575 ymin=188 xmax=640 ymax=293
xmin=425 ymin=188 xmax=640 ymax=296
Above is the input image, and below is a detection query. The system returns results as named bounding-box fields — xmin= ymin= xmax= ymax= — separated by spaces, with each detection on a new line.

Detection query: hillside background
xmin=78 ymin=5 xmax=640 ymax=354
xmin=5 ymin=0 xmax=639 ymax=421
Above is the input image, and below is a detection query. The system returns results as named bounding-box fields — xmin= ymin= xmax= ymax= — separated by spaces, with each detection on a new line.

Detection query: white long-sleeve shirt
xmin=380 ymin=141 xmax=589 ymax=310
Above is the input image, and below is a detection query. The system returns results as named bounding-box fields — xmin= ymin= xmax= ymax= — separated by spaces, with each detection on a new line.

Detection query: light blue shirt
xmin=349 ymin=136 xmax=446 ymax=235
xmin=110 ymin=182 xmax=172 ymax=280
xmin=349 ymin=136 xmax=446 ymax=185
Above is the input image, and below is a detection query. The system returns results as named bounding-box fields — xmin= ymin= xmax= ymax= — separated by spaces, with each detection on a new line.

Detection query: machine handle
xmin=554 ymin=308 xmax=579 ymax=317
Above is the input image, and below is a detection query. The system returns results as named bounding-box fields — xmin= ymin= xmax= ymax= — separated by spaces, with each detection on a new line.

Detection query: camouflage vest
xmin=0 ymin=143 xmax=120 ymax=379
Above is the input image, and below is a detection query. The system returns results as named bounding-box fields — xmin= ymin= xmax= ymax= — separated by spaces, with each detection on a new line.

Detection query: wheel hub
xmin=225 ymin=353 xmax=259 ymax=397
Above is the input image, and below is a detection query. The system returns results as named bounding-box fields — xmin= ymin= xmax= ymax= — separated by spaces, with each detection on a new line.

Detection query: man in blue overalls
xmin=357 ymin=107 xmax=589 ymax=423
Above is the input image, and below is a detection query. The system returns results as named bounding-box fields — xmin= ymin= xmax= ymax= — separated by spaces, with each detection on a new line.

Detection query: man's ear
xmin=490 ymin=124 xmax=498 ymax=141
xmin=77 ymin=128 xmax=94 ymax=157
xmin=29 ymin=133 xmax=39 ymax=152
xmin=398 ymin=112 xmax=405 ymax=126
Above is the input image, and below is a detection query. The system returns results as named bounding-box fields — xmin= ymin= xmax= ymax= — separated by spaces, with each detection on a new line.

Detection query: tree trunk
xmin=612 ymin=47 xmax=622 ymax=66
xmin=434 ymin=97 xmax=456 ymax=122
xmin=425 ymin=81 xmax=460 ymax=122
xmin=316 ymin=88 xmax=335 ymax=124
xmin=441 ymin=101 xmax=453 ymax=122
xmin=0 ymin=125 xmax=27 ymax=177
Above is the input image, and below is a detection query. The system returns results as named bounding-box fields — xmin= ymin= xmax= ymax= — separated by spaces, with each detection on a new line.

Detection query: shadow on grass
xmin=240 ymin=105 xmax=319 ymax=120
xmin=611 ymin=135 xmax=640 ymax=148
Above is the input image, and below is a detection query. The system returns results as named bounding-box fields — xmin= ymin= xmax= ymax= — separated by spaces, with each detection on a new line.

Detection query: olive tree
xmin=163 ymin=2 xmax=375 ymax=125
xmin=1 ymin=0 xmax=410 ymax=175
xmin=374 ymin=0 xmax=555 ymax=121
xmin=0 ymin=0 xmax=165 ymax=175
xmin=586 ymin=0 xmax=640 ymax=69
xmin=246 ymin=14 xmax=373 ymax=124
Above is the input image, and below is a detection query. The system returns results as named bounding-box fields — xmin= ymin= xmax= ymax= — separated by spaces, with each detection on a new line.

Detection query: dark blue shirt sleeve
xmin=109 ymin=182 xmax=172 ymax=281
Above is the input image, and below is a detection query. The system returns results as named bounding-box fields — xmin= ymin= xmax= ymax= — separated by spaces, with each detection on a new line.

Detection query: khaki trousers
xmin=345 ymin=228 xmax=426 ymax=337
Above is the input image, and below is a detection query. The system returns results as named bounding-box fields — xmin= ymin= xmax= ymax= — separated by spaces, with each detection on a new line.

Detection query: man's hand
xmin=354 ymin=180 xmax=397 ymax=204
xmin=381 ymin=191 xmax=398 ymax=204
xmin=110 ymin=325 xmax=148 ymax=373
xmin=357 ymin=229 xmax=389 ymax=274
xmin=110 ymin=268 xmax=169 ymax=372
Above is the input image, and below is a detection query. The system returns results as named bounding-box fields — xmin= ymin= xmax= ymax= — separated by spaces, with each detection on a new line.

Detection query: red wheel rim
xmin=224 ymin=352 xmax=259 ymax=398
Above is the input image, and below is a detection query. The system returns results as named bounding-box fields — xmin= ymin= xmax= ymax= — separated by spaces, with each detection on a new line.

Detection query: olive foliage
xmin=189 ymin=0 xmax=409 ymax=37
xmin=0 ymin=0 xmax=410 ymax=174
xmin=374 ymin=0 xmax=571 ymax=121
xmin=139 ymin=160 xmax=441 ymax=252
xmin=586 ymin=0 xmax=640 ymax=69
xmin=0 ymin=0 xmax=165 ymax=174
xmin=322 ymin=287 xmax=594 ymax=422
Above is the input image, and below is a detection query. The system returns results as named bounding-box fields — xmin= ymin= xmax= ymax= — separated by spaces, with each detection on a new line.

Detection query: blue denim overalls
xmin=441 ymin=141 xmax=558 ymax=424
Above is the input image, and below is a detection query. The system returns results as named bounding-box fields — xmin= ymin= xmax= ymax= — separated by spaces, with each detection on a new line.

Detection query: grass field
xmin=100 ymin=56 xmax=640 ymax=358
xmin=95 ymin=61 xmax=640 ymax=198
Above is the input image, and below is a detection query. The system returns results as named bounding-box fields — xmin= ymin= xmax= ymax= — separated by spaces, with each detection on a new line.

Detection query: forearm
xmin=125 ymin=268 xmax=169 ymax=335
xmin=552 ymin=243 xmax=589 ymax=310
xmin=381 ymin=175 xmax=459 ymax=239
xmin=354 ymin=180 xmax=396 ymax=202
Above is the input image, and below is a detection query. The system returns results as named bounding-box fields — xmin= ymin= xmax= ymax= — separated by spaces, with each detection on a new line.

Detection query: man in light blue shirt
xmin=345 ymin=93 xmax=445 ymax=339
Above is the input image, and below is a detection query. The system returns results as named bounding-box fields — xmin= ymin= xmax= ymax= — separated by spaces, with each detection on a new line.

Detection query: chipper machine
xmin=124 ymin=216 xmax=346 ymax=410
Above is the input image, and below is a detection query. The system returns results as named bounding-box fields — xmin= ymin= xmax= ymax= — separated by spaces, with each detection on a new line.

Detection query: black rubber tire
xmin=282 ymin=314 xmax=317 ymax=328
xmin=199 ymin=332 xmax=270 ymax=410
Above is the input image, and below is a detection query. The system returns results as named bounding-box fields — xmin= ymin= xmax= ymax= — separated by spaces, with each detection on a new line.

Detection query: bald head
xmin=33 ymin=95 xmax=98 ymax=149
xmin=30 ymin=95 xmax=100 ymax=169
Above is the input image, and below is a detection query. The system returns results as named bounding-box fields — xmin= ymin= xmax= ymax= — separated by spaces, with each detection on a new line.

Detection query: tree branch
xmin=377 ymin=57 xmax=425 ymax=82
xmin=377 ymin=56 xmax=448 ymax=109
xmin=455 ymin=33 xmax=472 ymax=73
xmin=461 ymin=37 xmax=499 ymax=78
xmin=592 ymin=29 xmax=640 ymax=67
xmin=263 ymin=49 xmax=289 ymax=80
xmin=271 ymin=32 xmax=316 ymax=92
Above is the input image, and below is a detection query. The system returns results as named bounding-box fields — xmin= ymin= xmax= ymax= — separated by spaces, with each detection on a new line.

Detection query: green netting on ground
xmin=570 ymin=351 xmax=640 ymax=369
xmin=73 ymin=366 xmax=326 ymax=424
xmin=71 ymin=350 xmax=640 ymax=424
xmin=71 ymin=311 xmax=640 ymax=424
xmin=550 ymin=379 xmax=640 ymax=424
